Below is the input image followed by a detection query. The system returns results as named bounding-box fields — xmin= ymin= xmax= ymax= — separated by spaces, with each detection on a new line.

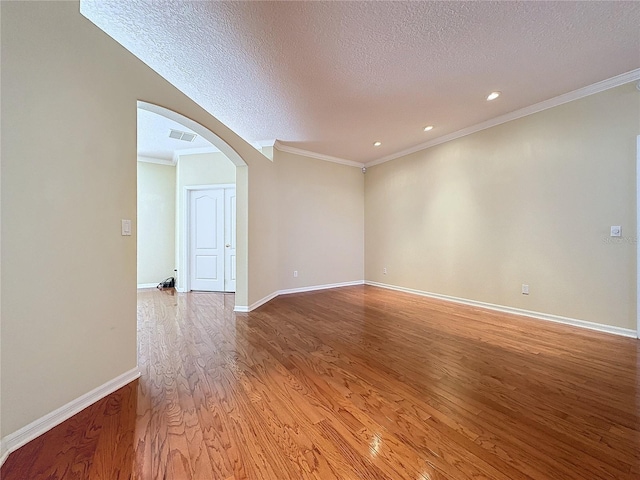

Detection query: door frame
xmin=183 ymin=184 xmax=236 ymax=293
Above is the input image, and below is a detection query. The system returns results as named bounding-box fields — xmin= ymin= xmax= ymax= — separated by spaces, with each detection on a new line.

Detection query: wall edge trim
xmin=365 ymin=281 xmax=637 ymax=338
xmin=0 ymin=367 xmax=141 ymax=468
xmin=234 ymin=291 xmax=279 ymax=313
xmin=273 ymin=140 xmax=363 ymax=168
xmin=137 ymin=283 xmax=158 ymax=289
xmin=234 ymin=280 xmax=365 ymax=313
xmin=278 ymin=280 xmax=364 ymax=296
xmin=137 ymin=155 xmax=175 ymax=166
xmin=172 ymin=146 xmax=221 ymax=163
xmin=365 ymin=68 xmax=640 ymax=168
xmin=0 ymin=442 xmax=8 ymax=470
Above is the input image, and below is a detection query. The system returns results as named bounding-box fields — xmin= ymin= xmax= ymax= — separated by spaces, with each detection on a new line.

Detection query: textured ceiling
xmin=137 ymin=108 xmax=215 ymax=161
xmin=82 ymin=1 xmax=640 ymax=164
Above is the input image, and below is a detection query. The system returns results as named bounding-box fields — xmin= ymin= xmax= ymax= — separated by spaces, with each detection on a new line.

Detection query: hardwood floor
xmin=2 ymin=285 xmax=639 ymax=479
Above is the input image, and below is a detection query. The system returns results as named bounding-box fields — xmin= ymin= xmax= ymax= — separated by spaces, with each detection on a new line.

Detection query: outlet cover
xmin=121 ymin=219 xmax=132 ymax=236
xmin=522 ymin=284 xmax=529 ymax=295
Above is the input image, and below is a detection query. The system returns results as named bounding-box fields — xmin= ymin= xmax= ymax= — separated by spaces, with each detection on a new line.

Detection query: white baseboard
xmin=234 ymin=291 xmax=279 ymax=312
xmin=0 ymin=367 xmax=140 ymax=468
xmin=366 ymin=281 xmax=637 ymax=338
xmin=278 ymin=280 xmax=364 ymax=296
xmin=0 ymin=440 xmax=8 ymax=470
xmin=137 ymin=283 xmax=158 ymax=289
xmin=234 ymin=280 xmax=364 ymax=313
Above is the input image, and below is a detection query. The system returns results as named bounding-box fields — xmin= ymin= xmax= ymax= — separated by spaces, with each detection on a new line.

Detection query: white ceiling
xmin=137 ymin=108 xmax=216 ymax=161
xmin=83 ymin=1 xmax=640 ymax=165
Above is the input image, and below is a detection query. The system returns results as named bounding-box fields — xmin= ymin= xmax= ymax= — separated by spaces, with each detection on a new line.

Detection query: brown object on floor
xmin=2 ymin=286 xmax=639 ymax=479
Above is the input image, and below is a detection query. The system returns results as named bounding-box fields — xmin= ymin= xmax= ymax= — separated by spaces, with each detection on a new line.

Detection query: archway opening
xmin=136 ymin=101 xmax=248 ymax=307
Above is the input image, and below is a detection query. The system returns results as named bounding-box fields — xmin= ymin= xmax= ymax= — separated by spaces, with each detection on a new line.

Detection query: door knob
xmin=226 ymin=244 xmax=231 ymax=247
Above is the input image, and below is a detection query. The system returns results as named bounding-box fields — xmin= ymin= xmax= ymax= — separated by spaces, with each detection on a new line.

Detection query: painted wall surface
xmin=365 ymin=83 xmax=640 ymax=330
xmin=276 ymin=150 xmax=364 ymax=291
xmin=247 ymin=152 xmax=280 ymax=305
xmin=0 ymin=1 xmax=272 ymax=438
xmin=176 ymin=152 xmax=236 ymax=187
xmin=0 ymin=1 xmax=3 ymax=452
xmin=137 ymin=162 xmax=176 ymax=285
xmin=175 ymin=152 xmax=236 ymax=291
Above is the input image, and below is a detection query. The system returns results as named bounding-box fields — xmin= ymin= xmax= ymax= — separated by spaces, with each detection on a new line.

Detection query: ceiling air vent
xmin=168 ymin=129 xmax=197 ymax=142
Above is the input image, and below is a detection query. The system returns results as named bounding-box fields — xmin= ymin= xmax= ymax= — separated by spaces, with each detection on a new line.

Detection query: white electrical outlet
xmin=522 ymin=284 xmax=529 ymax=295
xmin=293 ymin=270 xmax=298 ymax=278
xmin=383 ymin=267 xmax=387 ymax=275
xmin=610 ymin=226 xmax=621 ymax=237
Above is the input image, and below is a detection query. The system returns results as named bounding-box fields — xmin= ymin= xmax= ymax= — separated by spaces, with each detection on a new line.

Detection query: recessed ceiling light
xmin=373 ymin=141 xmax=381 ymax=147
xmin=423 ymin=125 xmax=434 ymax=132
xmin=486 ymin=91 xmax=501 ymax=101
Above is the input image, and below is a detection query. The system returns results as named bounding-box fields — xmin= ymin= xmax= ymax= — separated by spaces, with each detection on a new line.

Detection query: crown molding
xmin=274 ymin=140 xmax=363 ymax=168
xmin=172 ymin=146 xmax=223 ymax=163
xmin=137 ymin=155 xmax=175 ymax=166
xmin=252 ymin=139 xmax=277 ymax=150
xmin=366 ymin=68 xmax=640 ymax=168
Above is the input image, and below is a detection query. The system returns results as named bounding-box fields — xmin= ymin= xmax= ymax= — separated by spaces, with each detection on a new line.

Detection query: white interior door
xmin=190 ymin=189 xmax=224 ymax=291
xmin=225 ymin=188 xmax=237 ymax=292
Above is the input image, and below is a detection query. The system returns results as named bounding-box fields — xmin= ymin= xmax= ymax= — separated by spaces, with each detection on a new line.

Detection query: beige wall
xmin=175 ymin=152 xmax=236 ymax=291
xmin=176 ymin=152 xmax=236 ymax=187
xmin=0 ymin=1 xmax=273 ymax=438
xmin=366 ymin=83 xmax=640 ymax=330
xmin=0 ymin=1 xmax=3 ymax=447
xmin=137 ymin=161 xmax=176 ymax=285
xmin=247 ymin=152 xmax=280 ymax=304
xmin=276 ymin=150 xmax=364 ymax=291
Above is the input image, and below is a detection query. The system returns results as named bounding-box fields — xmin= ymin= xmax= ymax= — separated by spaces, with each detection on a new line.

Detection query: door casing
xmin=184 ymin=184 xmax=236 ymax=293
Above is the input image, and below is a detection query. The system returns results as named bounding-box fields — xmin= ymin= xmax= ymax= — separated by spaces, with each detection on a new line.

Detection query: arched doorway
xmin=136 ymin=101 xmax=249 ymax=308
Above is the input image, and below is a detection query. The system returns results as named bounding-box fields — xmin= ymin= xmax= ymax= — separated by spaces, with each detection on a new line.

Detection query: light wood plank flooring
xmin=2 ymin=285 xmax=639 ymax=479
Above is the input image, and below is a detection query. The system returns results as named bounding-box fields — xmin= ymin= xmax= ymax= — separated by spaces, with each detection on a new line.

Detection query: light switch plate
xmin=610 ymin=226 xmax=621 ymax=237
xmin=121 ymin=219 xmax=132 ymax=236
